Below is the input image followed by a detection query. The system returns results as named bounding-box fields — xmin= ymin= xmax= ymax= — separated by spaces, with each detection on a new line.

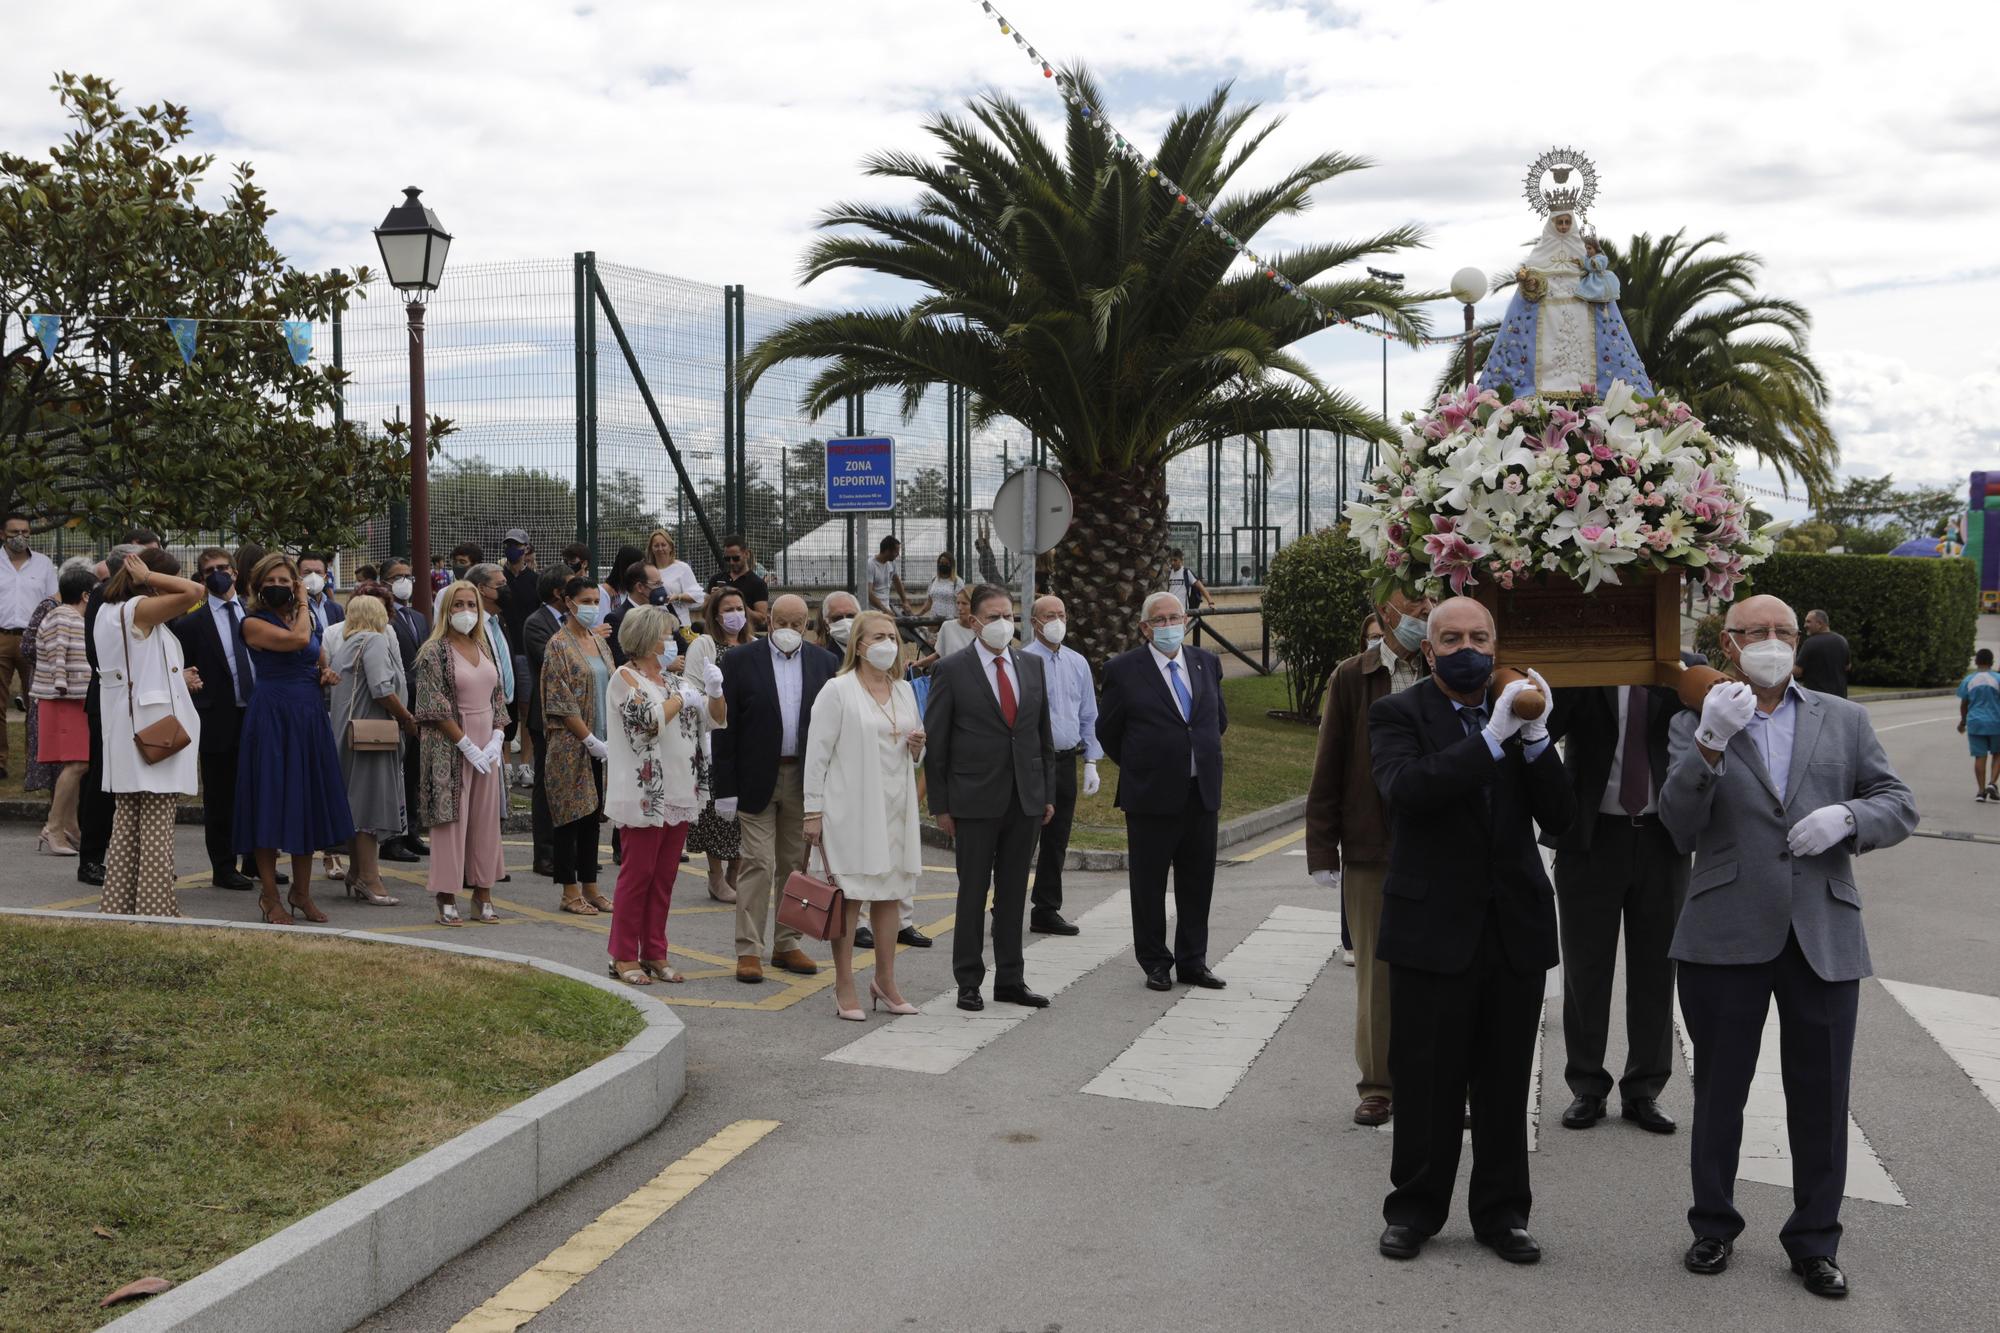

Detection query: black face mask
xmin=204 ymin=568 xmax=234 ymax=596
xmin=260 ymin=584 xmax=296 ymax=613
xmin=937 ymin=563 xmax=951 ymax=576
xmin=567 ymin=559 xmax=586 ymax=573
xmin=492 ymin=587 xmax=511 ymax=609
xmin=453 ymin=564 xmax=470 ymax=579
xmin=1432 ymin=647 xmax=1494 ymax=695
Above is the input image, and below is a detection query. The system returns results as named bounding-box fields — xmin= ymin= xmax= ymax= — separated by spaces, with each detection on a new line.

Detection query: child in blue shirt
xmin=1957 ymin=648 xmax=2000 ymax=801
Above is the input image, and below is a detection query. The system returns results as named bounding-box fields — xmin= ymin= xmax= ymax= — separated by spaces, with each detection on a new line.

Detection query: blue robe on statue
xmin=1477 ymin=219 xmax=1653 ymax=400
xmin=1478 ymin=288 xmax=1652 ymax=400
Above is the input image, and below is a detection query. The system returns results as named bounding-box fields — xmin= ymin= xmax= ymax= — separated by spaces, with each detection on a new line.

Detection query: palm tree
xmin=741 ymin=69 xmax=1434 ymax=665
xmin=1438 ymin=230 xmax=1839 ymax=497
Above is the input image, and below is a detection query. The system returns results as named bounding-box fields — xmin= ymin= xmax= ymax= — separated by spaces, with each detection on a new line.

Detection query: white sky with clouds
xmin=9 ymin=0 xmax=1999 ymax=516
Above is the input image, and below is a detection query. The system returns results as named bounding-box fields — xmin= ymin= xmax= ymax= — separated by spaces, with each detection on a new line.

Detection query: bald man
xmin=1367 ymin=597 xmax=1570 ymax=1266
xmin=1661 ymin=594 xmax=1914 ymax=1297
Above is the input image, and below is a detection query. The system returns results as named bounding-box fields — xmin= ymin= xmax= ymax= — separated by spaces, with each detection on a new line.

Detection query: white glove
xmin=1788 ymin=804 xmax=1856 ymax=858
xmin=583 ymin=733 xmax=609 ymax=762
xmin=482 ymin=735 xmax=506 ymax=768
xmin=1482 ymin=678 xmax=1529 ymax=745
xmin=1516 ymin=669 xmax=1553 ymax=744
xmin=703 ymin=663 xmax=725 ymax=699
xmin=713 ymin=796 xmax=738 ymax=820
xmin=456 ymin=735 xmax=492 ymax=775
xmin=1696 ymin=681 xmax=1756 ymax=751
xmin=676 ymin=683 xmax=706 ymax=713
xmin=1311 ymin=869 xmax=1339 ymax=890
xmin=1082 ymin=762 xmax=1101 ymax=797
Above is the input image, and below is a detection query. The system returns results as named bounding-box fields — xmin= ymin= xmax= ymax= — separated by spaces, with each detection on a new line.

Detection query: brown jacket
xmin=1305 ymin=646 xmax=1415 ymax=873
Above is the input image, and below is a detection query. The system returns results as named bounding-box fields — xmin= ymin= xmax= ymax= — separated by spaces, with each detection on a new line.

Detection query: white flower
xmin=1600 ymin=379 xmax=1638 ymax=418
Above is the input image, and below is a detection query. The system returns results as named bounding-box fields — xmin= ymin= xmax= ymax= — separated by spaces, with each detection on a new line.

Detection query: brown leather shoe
xmin=770 ymin=948 xmax=820 ymax=976
xmin=1354 ymin=1095 xmax=1392 ymax=1126
xmin=735 ymin=954 xmax=764 ymax=984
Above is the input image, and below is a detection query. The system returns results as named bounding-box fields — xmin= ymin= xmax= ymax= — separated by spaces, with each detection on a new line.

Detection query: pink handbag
xmin=777 ymin=845 xmax=845 ymax=942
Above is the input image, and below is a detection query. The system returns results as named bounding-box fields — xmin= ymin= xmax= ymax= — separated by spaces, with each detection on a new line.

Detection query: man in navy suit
xmin=1098 ymin=589 xmax=1229 ymax=992
xmin=171 ymin=547 xmax=260 ymax=890
xmin=713 ymin=592 xmax=838 ymax=984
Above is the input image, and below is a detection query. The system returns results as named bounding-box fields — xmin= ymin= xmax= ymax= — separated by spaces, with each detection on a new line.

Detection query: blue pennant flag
xmin=28 ymin=313 xmax=60 ymax=357
xmin=164 ymin=317 xmax=199 ymax=365
xmin=282 ymin=320 xmax=313 ymax=366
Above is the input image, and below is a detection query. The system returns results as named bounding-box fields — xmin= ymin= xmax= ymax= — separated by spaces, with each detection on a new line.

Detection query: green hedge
xmin=1746 ymin=553 xmax=1979 ymax=687
xmin=1264 ymin=526 xmax=1375 ymax=718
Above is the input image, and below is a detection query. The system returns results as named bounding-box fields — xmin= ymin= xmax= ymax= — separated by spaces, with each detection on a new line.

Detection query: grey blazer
xmin=923 ymin=643 xmax=1056 ymax=821
xmin=1658 ymin=687 xmax=1917 ymax=982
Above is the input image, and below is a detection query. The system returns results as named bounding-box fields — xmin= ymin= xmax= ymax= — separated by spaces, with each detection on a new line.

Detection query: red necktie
xmin=994 ymin=654 xmax=1018 ymax=727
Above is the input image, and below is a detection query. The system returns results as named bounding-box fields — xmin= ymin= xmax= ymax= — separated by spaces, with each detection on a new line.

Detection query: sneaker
xmin=1987 ymin=783 xmax=1999 ymax=801
xmin=1341 ymin=947 xmax=1356 ymax=967
xmin=1979 ymin=792 xmax=1989 ymax=804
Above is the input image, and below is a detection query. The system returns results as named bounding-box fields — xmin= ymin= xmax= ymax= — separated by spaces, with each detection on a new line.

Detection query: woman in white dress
xmin=644 ymin=528 xmax=704 ymax=633
xmin=93 ymin=550 xmax=205 ymax=917
xmin=804 ymin=609 xmax=926 ymax=1020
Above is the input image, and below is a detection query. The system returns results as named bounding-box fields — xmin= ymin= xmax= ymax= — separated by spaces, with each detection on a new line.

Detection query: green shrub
xmin=1263 ymin=526 xmax=1375 ymax=718
xmin=1745 ymin=553 xmax=1979 ymax=687
xmin=1693 ymin=611 xmax=1725 ymax=665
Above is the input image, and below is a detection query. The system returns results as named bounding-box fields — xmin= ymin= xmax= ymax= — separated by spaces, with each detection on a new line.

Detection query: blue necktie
xmin=1461 ymin=705 xmax=1488 ymax=738
xmin=226 ymin=602 xmax=254 ymax=707
xmin=1168 ymin=660 xmax=1193 ymax=721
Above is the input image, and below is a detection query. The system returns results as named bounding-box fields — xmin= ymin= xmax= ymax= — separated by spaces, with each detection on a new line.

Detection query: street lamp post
xmin=1449 ymin=266 xmax=1489 ymax=393
xmin=373 ymin=187 xmax=453 ymax=620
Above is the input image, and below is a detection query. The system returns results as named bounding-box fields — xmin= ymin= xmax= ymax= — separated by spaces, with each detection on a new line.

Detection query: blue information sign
xmin=824 ymin=435 xmax=896 ymax=512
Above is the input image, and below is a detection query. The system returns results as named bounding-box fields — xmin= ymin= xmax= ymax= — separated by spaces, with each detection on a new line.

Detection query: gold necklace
xmin=863 ymin=671 xmax=902 ymax=739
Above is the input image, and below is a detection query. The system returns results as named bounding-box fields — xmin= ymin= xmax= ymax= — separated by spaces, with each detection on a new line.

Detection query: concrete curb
xmin=1855 ymin=687 xmax=1957 ymax=703
xmin=0 ymin=908 xmax=685 ymax=1333
xmin=0 ymin=797 xmax=540 ymax=833
xmin=916 ymin=795 xmax=1308 ymax=872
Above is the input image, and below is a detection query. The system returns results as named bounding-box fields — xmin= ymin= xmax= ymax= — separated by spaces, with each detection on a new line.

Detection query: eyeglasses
xmin=1726 ymin=625 xmax=1799 ymax=644
xmin=1143 ymin=615 xmax=1187 ymax=628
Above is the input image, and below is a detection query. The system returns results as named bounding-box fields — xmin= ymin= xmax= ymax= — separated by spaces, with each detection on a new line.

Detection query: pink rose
xmin=1502 ymin=475 xmax=1524 ymax=493
xmin=1578 ymin=525 xmax=1607 ymax=543
xmin=1591 ymin=443 xmax=1613 ymax=461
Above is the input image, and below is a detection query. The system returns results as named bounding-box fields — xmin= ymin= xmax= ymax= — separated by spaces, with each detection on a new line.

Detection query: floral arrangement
xmin=1345 ymin=380 xmax=1786 ymax=601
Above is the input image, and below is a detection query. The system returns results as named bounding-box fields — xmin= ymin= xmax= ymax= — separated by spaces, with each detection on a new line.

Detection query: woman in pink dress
xmin=412 ymin=581 xmax=510 ymax=926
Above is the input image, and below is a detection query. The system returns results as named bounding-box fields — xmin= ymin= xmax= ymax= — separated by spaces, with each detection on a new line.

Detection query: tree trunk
xmin=1047 ymin=464 xmax=1173 ymax=673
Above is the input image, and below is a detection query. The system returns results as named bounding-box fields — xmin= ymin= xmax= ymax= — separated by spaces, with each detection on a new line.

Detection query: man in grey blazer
xmin=924 ymin=583 xmax=1056 ymax=1012
xmin=1660 ymin=595 xmax=1916 ymax=1299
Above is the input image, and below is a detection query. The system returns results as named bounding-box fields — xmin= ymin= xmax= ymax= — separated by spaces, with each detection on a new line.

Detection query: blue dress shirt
xmin=1024 ymin=639 xmax=1102 ymax=760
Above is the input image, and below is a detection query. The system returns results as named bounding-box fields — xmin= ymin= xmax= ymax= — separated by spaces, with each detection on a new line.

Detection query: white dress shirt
xmin=977 ymin=642 xmax=1021 ymax=714
xmin=772 ymin=637 xmax=805 ymax=756
xmin=1 ymin=550 xmax=58 ymax=629
xmin=207 ymin=594 xmax=253 ymax=701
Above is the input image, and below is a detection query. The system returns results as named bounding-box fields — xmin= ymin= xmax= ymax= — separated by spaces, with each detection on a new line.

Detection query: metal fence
xmin=309 ymin=257 xmax=1373 ymax=589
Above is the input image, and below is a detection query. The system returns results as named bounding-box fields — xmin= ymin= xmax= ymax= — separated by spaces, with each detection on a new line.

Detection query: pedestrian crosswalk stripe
xmin=823 ymin=890 xmax=1167 ymax=1074
xmin=1880 ymin=980 xmax=2000 ymax=1117
xmin=1082 ymin=906 xmax=1338 ymax=1108
xmin=1672 ymin=1007 xmax=1906 ymax=1206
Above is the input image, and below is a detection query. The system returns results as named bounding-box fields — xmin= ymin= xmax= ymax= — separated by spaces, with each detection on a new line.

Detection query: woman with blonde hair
xmin=643 ymin=528 xmax=703 ymax=632
xmin=412 ymin=579 xmax=510 ymax=925
xmin=683 ymin=583 xmax=746 ymax=903
xmin=330 ymin=586 xmax=419 ymax=905
xmin=804 ymin=609 xmax=926 ymax=1020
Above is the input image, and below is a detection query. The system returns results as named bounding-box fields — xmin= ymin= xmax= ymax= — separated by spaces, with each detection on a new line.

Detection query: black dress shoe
xmin=532 ymin=858 xmax=555 ymax=878
xmin=1145 ymin=970 xmax=1173 ymax=991
xmin=896 ymin=926 xmax=933 ymax=948
xmin=1030 ymin=912 xmax=1080 ymax=936
xmin=1684 ymin=1237 xmax=1732 ymax=1275
xmin=956 ymin=988 xmax=985 ymax=1012
xmin=379 ymin=839 xmax=420 ymax=863
xmin=1378 ymin=1225 xmax=1426 ymax=1260
xmin=853 ymin=926 xmax=875 ymax=950
xmin=77 ymin=862 xmax=105 ymax=887
xmin=1622 ymin=1098 xmax=1677 ymax=1134
xmin=210 ymin=870 xmax=257 ymax=891
xmin=1562 ymin=1094 xmax=1607 ymax=1128
xmin=1477 ymin=1228 xmax=1541 ymax=1265
xmin=1179 ymin=968 xmax=1227 ymax=989
xmin=993 ymin=984 xmax=1049 ymax=1008
xmin=1792 ymin=1255 xmax=1847 ymax=1299
xmin=405 ymin=834 xmax=430 ymax=855
xmin=268 ymin=868 xmax=289 ymax=886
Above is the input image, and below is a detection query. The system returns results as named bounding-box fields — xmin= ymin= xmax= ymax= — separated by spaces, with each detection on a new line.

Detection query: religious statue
xmin=1478 ymin=147 xmax=1652 ymax=401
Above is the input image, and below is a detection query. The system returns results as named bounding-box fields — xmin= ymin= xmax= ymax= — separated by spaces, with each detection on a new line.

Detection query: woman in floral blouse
xmin=603 ymin=605 xmax=704 ymax=985
xmin=541 ymin=575 xmax=616 ymax=917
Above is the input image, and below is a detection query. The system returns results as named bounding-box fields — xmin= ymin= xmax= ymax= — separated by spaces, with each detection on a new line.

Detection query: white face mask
xmin=302 ymin=572 xmax=326 ymax=595
xmin=1366 ymin=636 xmax=1383 ymax=655
xmin=449 ymin=610 xmax=479 ymax=636
xmin=390 ymin=577 xmax=413 ymax=601
xmin=828 ymin=617 xmax=855 ymax=645
xmin=1737 ymin=638 xmax=1795 ymax=689
xmin=980 ymin=617 xmax=1015 ymax=650
xmin=865 ymin=639 xmax=900 ymax=671
xmin=771 ymin=627 xmax=803 ymax=655
xmin=1040 ymin=619 xmax=1067 ymax=646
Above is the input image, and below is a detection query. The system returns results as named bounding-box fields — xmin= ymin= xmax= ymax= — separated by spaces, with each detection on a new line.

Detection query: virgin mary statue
xmin=1477 ymin=150 xmax=1651 ymax=401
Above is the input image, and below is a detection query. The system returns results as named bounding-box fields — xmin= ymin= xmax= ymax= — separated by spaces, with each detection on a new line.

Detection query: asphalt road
xmin=2 ymin=692 xmax=1995 ymax=1333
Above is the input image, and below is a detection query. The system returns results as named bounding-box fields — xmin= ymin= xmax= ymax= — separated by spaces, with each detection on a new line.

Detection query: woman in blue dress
xmin=236 ymin=552 xmax=355 ymax=924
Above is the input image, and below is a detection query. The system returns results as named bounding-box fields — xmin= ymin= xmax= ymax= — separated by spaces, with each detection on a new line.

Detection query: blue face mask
xmin=1392 ymin=613 xmax=1427 ymax=652
xmin=572 ymin=603 xmax=602 ymax=628
xmin=1432 ymin=647 xmax=1493 ymax=694
xmin=1152 ymin=624 xmax=1186 ymax=653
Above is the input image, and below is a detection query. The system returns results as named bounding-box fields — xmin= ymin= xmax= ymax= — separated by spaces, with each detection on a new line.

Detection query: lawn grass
xmin=0 ymin=919 xmax=643 ymax=1332
xmin=1065 ymin=673 xmax=1318 ymax=851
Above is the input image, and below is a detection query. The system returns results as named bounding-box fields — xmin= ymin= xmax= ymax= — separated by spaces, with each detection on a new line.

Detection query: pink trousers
xmin=608 ymin=822 xmax=689 ymax=962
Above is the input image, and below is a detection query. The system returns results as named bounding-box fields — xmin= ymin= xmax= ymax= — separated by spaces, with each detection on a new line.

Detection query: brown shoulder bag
xmin=121 ymin=601 xmax=192 ymax=765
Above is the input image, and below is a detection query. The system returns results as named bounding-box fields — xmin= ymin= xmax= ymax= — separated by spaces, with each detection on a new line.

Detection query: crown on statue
xmin=1523 ymin=146 xmax=1600 ymax=219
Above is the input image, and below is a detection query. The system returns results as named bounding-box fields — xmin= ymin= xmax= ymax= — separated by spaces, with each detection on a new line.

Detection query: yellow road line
xmin=1230 ymin=827 xmax=1307 ymax=862
xmin=36 ymin=894 xmax=102 ymax=911
xmin=449 ymin=1118 xmax=780 ymax=1333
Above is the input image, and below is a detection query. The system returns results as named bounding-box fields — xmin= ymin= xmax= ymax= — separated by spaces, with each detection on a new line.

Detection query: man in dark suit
xmin=521 ymin=569 xmax=566 ymax=877
xmin=379 ymin=558 xmax=429 ymax=861
xmin=924 ymin=583 xmax=1056 ymax=1011
xmin=1544 ymin=650 xmax=1707 ymax=1135
xmin=170 ymin=547 xmax=261 ymax=890
xmin=1369 ymin=596 xmax=1571 ymax=1266
xmin=713 ymin=592 xmax=838 ymax=984
xmin=1098 ymin=589 xmax=1229 ymax=992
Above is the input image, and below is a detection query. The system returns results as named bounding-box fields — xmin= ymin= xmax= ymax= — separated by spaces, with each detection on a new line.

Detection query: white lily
xmin=1601 ymin=379 xmax=1638 ymax=419
xmin=1573 ymin=524 xmax=1640 ymax=591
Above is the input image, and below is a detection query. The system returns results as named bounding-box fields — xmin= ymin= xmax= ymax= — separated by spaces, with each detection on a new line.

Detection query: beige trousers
xmin=102 ymin=792 xmax=181 ymax=917
xmin=1345 ymin=860 xmax=1393 ymax=1100
xmin=734 ymin=762 xmax=806 ymax=958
